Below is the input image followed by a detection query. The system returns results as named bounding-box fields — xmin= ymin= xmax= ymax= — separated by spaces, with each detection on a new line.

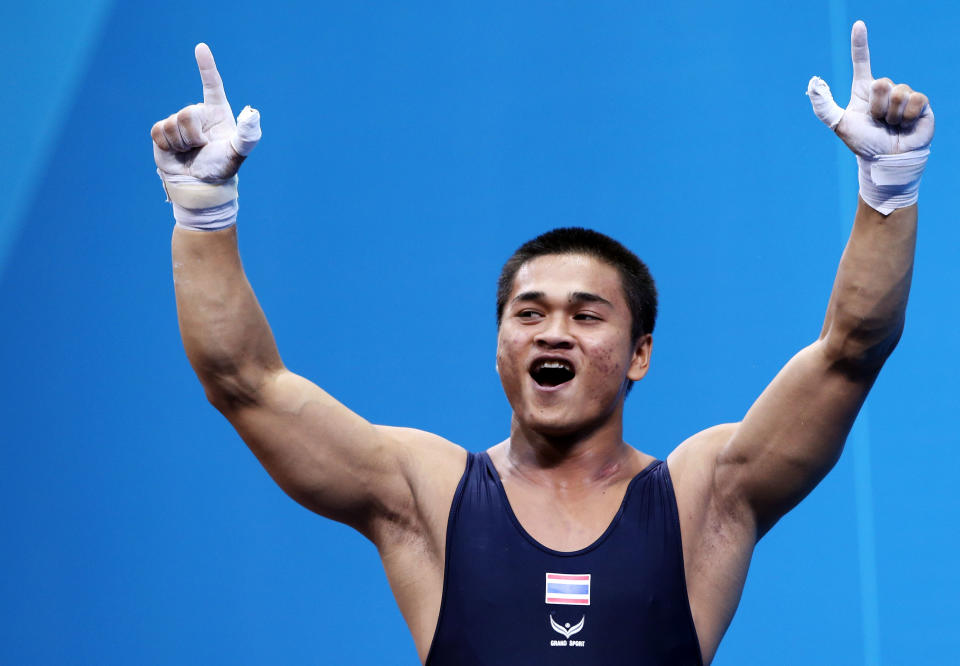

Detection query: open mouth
xmin=530 ymin=359 xmax=575 ymax=387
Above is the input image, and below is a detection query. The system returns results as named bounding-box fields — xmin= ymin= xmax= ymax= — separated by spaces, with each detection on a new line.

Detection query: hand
xmin=807 ymin=21 xmax=934 ymax=157
xmin=151 ymin=44 xmax=260 ymax=181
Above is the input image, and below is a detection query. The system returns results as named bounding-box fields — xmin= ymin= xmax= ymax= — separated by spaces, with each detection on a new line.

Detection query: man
xmin=152 ymin=20 xmax=933 ymax=665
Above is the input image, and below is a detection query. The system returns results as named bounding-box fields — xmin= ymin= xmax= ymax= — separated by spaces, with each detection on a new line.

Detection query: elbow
xmin=202 ymin=376 xmax=259 ymax=412
xmin=191 ymin=354 xmax=278 ymax=412
xmin=820 ymin=312 xmax=905 ymax=376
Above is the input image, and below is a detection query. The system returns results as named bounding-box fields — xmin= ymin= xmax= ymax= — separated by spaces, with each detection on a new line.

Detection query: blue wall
xmin=1 ymin=2 xmax=956 ymax=663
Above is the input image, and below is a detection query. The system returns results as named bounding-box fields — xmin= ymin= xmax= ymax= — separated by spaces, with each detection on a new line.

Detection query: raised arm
xmin=153 ymin=45 xmax=463 ymax=539
xmin=707 ymin=21 xmax=933 ymax=537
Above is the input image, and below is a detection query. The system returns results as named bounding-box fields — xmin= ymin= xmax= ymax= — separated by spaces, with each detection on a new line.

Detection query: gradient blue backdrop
xmin=1 ymin=1 xmax=956 ymax=664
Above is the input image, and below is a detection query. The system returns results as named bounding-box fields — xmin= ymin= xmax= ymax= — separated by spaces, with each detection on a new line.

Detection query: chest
xmin=500 ymin=478 xmax=635 ymax=552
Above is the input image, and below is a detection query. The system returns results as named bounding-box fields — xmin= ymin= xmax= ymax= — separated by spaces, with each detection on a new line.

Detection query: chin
xmin=541 ymin=394 xmax=629 ymax=437
xmin=520 ymin=406 xmax=608 ymax=441
xmin=530 ymin=419 xmax=580 ymax=438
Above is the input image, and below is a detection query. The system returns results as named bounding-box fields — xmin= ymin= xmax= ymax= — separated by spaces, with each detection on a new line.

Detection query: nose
xmin=534 ymin=315 xmax=574 ymax=349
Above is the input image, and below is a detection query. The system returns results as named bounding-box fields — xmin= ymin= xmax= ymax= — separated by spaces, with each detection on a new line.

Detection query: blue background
xmin=1 ymin=1 xmax=956 ymax=664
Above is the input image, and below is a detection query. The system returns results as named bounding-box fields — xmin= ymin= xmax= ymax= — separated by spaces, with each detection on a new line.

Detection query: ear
xmin=626 ymin=334 xmax=652 ymax=382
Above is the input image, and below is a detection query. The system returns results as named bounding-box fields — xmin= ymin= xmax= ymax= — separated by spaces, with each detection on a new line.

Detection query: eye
xmin=516 ymin=309 xmax=543 ymax=319
xmin=574 ymin=313 xmax=601 ymax=321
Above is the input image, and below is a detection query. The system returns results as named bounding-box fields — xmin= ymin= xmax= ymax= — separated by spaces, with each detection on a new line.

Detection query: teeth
xmin=535 ymin=360 xmax=572 ymax=371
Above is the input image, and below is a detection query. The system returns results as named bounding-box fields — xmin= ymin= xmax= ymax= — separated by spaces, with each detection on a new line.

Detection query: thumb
xmin=807 ymin=76 xmax=844 ymax=130
xmin=230 ymin=105 xmax=262 ymax=157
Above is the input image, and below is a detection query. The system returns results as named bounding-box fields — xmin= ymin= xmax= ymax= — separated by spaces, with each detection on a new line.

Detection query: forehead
xmin=510 ymin=253 xmax=625 ymax=304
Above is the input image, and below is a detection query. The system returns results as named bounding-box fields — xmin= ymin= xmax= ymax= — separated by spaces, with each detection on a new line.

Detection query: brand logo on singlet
xmin=544 ymin=572 xmax=590 ymax=605
xmin=545 ymin=573 xmax=590 ymax=647
xmin=549 ymin=614 xmax=586 ymax=648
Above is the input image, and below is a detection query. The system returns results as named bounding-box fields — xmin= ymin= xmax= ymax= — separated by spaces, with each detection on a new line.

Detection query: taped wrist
xmin=158 ymin=170 xmax=238 ymax=231
xmin=857 ymin=148 xmax=929 ymax=215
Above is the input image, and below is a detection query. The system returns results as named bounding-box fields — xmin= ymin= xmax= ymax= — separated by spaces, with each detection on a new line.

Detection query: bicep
xmin=217 ymin=368 xmax=423 ymax=533
xmin=717 ymin=340 xmax=877 ymax=536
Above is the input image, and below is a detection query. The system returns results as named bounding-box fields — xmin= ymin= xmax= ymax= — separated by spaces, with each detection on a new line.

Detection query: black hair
xmin=496 ymin=227 xmax=658 ymax=342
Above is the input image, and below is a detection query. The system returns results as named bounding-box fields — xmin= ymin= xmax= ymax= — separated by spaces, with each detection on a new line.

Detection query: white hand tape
xmin=172 ymin=199 xmax=239 ymax=231
xmin=857 ymin=148 xmax=929 ymax=214
xmin=807 ymin=76 xmax=844 ymax=130
xmin=230 ymin=106 xmax=262 ymax=157
xmin=158 ymin=169 xmax=239 ymax=230
xmin=160 ymin=171 xmax=238 ymax=208
xmin=870 ymin=149 xmax=930 ymax=186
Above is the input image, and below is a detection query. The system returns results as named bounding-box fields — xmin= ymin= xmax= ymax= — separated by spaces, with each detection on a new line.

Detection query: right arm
xmin=158 ymin=45 xmax=464 ymax=541
xmin=172 ymin=226 xmax=406 ymax=532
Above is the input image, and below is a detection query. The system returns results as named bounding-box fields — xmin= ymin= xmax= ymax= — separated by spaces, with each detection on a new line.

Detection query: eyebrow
xmin=569 ymin=291 xmax=613 ymax=307
xmin=511 ymin=291 xmax=613 ymax=307
xmin=512 ymin=290 xmax=546 ymax=304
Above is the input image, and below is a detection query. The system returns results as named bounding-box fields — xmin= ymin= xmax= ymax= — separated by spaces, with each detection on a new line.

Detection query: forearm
xmin=818 ymin=197 xmax=917 ymax=371
xmin=172 ymin=225 xmax=283 ymax=406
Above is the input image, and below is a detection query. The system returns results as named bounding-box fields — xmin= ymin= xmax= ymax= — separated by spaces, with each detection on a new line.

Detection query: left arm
xmin=721 ymin=197 xmax=914 ymax=535
xmin=714 ymin=21 xmax=934 ymax=537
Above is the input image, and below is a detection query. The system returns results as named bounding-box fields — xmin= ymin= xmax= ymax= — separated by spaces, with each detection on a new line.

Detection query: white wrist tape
xmin=158 ymin=170 xmax=238 ymax=231
xmin=857 ymin=148 xmax=929 ymax=215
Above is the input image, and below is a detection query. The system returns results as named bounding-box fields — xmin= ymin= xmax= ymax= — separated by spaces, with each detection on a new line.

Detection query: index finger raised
xmin=195 ymin=42 xmax=228 ymax=106
xmin=851 ymin=20 xmax=873 ymax=83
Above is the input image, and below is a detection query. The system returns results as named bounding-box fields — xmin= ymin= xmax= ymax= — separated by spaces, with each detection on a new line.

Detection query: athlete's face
xmin=496 ymin=254 xmax=651 ymax=437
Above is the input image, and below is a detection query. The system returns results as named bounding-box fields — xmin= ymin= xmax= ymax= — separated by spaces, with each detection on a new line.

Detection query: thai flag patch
xmin=545 ymin=572 xmax=591 ymax=605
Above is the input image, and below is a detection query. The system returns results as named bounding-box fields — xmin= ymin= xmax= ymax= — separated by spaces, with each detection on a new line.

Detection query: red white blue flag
xmin=545 ymin=572 xmax=591 ymax=605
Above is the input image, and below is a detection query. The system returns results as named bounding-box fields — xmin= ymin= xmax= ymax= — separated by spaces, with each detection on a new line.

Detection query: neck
xmin=504 ymin=404 xmax=635 ymax=490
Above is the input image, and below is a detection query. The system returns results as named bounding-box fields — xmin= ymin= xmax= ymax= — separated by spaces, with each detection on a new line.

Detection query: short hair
xmin=496 ymin=227 xmax=658 ymax=342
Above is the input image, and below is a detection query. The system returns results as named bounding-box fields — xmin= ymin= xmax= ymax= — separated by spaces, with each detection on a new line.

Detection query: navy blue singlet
xmin=425 ymin=452 xmax=702 ymax=665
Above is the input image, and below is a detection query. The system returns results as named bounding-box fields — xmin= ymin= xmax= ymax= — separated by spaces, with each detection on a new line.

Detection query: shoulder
xmin=377 ymin=424 xmax=469 ymax=462
xmin=375 ymin=425 xmax=469 ymax=495
xmin=666 ymin=423 xmax=753 ymax=533
xmin=666 ymin=423 xmax=739 ymax=489
xmin=371 ymin=425 xmax=469 ymax=544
